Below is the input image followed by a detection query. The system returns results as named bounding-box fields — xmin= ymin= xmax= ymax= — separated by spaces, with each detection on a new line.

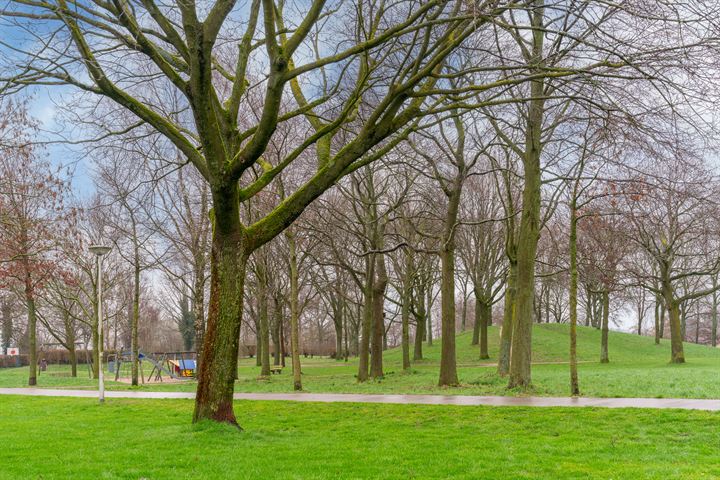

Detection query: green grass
xmin=0 ymin=395 xmax=718 ymax=479
xmin=2 ymin=324 xmax=719 ymax=398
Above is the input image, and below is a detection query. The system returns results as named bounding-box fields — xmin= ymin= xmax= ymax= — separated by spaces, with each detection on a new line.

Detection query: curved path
xmin=0 ymin=388 xmax=718 ymax=411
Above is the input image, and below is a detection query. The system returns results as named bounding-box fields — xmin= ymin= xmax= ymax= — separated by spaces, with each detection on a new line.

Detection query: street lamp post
xmin=89 ymin=244 xmax=112 ymax=403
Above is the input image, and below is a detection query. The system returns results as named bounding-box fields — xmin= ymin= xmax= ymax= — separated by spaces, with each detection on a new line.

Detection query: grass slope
xmin=0 ymin=395 xmax=718 ymax=479
xmin=1 ymin=325 xmax=718 ymax=398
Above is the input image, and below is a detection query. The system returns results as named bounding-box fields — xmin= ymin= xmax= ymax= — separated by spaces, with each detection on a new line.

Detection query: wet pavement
xmin=0 ymin=388 xmax=718 ymax=410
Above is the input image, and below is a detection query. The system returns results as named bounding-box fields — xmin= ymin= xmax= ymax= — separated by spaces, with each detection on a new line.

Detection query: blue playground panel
xmin=179 ymin=360 xmax=196 ymax=370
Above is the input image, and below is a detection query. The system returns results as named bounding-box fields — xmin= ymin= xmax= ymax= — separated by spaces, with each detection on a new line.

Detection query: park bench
xmin=269 ymin=365 xmax=283 ymax=375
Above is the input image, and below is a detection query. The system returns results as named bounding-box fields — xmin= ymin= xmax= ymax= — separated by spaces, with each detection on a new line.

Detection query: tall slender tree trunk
xmin=659 ymin=303 xmax=666 ymax=338
xmin=91 ymin=285 xmax=99 ymax=379
xmin=498 ymin=262 xmax=516 ymax=376
xmin=438 ymin=181 xmax=462 ymax=387
xmin=426 ymin=285 xmax=433 ymax=347
xmin=65 ymin=316 xmax=77 ymax=377
xmin=585 ymin=286 xmax=592 ymax=327
xmin=1 ymin=301 xmax=12 ymax=354
xmin=472 ymin=295 xmax=481 ymax=346
xmin=711 ymin=289 xmax=718 ymax=348
xmin=600 ymin=289 xmax=609 ymax=364
xmin=193 ymin=264 xmax=206 ymax=366
xmin=568 ymin=205 xmax=579 ymax=395
xmin=401 ymin=251 xmax=412 ymax=370
xmin=413 ymin=282 xmax=426 ymax=361
xmin=193 ymin=189 xmax=248 ymax=426
xmin=131 ymin=242 xmax=140 ymax=386
xmin=287 ymin=229 xmax=302 ymax=391
xmin=508 ymin=2 xmax=545 ymax=389
xmin=357 ymin=254 xmax=374 ymax=382
xmin=654 ymin=298 xmax=661 ymax=345
xmin=479 ymin=300 xmax=491 ymax=360
xmin=255 ymin=327 xmax=262 ymax=367
xmin=272 ymin=300 xmax=281 ymax=366
xmin=24 ymin=260 xmax=37 ymax=386
xmin=370 ymin=253 xmax=387 ymax=379
xmin=259 ymin=267 xmax=271 ymax=376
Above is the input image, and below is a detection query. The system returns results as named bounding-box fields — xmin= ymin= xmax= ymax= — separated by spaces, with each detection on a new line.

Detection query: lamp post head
xmin=89 ymin=245 xmax=112 ymax=257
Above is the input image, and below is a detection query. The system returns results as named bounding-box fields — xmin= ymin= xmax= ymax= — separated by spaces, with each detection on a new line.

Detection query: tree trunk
xmin=413 ymin=281 xmax=425 ymax=361
xmin=472 ymin=294 xmax=480 ymax=346
xmin=370 ymin=253 xmax=387 ymax=379
xmin=600 ymin=289 xmax=609 ymax=364
xmin=680 ymin=301 xmax=687 ymax=341
xmin=287 ymin=229 xmax=302 ymax=391
xmin=92 ymin=287 xmax=99 ymax=379
xmin=508 ymin=2 xmax=544 ymax=389
xmin=479 ymin=299 xmax=490 ymax=360
xmin=24 ymin=264 xmax=37 ymax=386
xmin=654 ymin=298 xmax=661 ymax=345
xmin=426 ymin=285 xmax=433 ymax=347
xmin=438 ymin=245 xmax=458 ymax=386
xmin=498 ymin=261 xmax=516 ymax=376
xmin=1 ymin=301 xmax=12 ymax=354
xmin=712 ymin=289 xmax=718 ymax=348
xmin=193 ymin=190 xmax=248 ymax=426
xmin=508 ymin=150 xmax=541 ymax=388
xmin=401 ymin=251 xmax=412 ymax=370
xmin=272 ymin=299 xmax=281 ymax=366
xmin=255 ymin=326 xmax=262 ymax=367
xmin=193 ymin=264 xmax=206 ymax=367
xmin=568 ymin=207 xmax=579 ymax=395
xmin=259 ymin=280 xmax=271 ymax=376
xmin=667 ymin=301 xmax=685 ymax=363
xmin=357 ymin=254 xmax=374 ymax=382
xmin=660 ymin=275 xmax=685 ymax=363
xmin=131 ymin=243 xmax=140 ymax=386
xmin=65 ymin=316 xmax=78 ymax=377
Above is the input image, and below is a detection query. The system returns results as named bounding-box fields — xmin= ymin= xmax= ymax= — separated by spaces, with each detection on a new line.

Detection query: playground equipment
xmin=108 ymin=351 xmax=197 ymax=383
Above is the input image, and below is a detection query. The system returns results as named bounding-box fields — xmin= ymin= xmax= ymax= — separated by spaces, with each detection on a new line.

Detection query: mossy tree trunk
xmin=286 ymin=228 xmax=302 ymax=391
xmin=193 ymin=188 xmax=248 ymax=426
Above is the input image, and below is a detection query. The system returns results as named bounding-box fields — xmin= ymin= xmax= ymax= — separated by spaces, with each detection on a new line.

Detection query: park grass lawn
xmin=0 ymin=395 xmax=718 ymax=479
xmin=2 ymin=325 xmax=719 ymax=398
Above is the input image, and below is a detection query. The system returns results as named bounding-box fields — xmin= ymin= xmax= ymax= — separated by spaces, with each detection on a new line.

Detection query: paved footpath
xmin=0 ymin=388 xmax=718 ymax=411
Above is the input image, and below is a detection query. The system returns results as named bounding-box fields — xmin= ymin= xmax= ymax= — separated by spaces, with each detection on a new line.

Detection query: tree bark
xmin=426 ymin=286 xmax=433 ymax=347
xmin=568 ymin=205 xmax=579 ymax=395
xmin=413 ymin=281 xmax=425 ymax=361
xmin=23 ymin=259 xmax=37 ymax=386
xmin=654 ymin=297 xmax=661 ymax=345
xmin=600 ymin=289 xmax=609 ymax=364
xmin=712 ymin=288 xmax=718 ymax=348
xmin=370 ymin=253 xmax=387 ymax=379
xmin=287 ymin=229 xmax=302 ymax=391
xmin=498 ymin=262 xmax=516 ymax=376
xmin=438 ymin=181 xmax=462 ymax=387
xmin=667 ymin=301 xmax=685 ymax=363
xmin=357 ymin=254 xmax=374 ymax=382
xmin=508 ymin=1 xmax=545 ymax=389
xmin=193 ymin=188 xmax=247 ymax=426
xmin=131 ymin=241 xmax=140 ymax=386
xmin=401 ymin=251 xmax=412 ymax=370
xmin=1 ymin=301 xmax=12 ymax=354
